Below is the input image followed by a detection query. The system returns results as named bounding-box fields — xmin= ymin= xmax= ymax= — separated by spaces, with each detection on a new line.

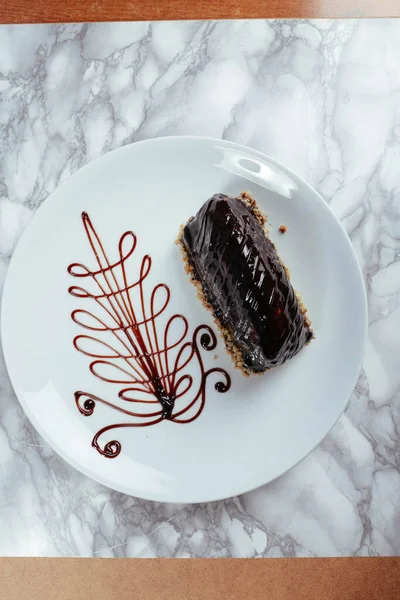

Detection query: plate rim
xmin=0 ymin=135 xmax=368 ymax=503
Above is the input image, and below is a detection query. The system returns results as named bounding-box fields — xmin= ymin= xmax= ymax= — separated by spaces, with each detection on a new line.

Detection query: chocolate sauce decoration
xmin=68 ymin=212 xmax=231 ymax=458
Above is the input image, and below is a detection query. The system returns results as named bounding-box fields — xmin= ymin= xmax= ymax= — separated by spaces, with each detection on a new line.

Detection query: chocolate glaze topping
xmin=182 ymin=194 xmax=312 ymax=372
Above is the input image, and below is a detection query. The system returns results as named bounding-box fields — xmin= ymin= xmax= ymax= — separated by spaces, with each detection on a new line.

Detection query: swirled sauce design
xmin=68 ymin=212 xmax=230 ymax=458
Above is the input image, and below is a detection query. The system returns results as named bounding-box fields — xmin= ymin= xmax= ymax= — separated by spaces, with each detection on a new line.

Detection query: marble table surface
xmin=0 ymin=18 xmax=399 ymax=557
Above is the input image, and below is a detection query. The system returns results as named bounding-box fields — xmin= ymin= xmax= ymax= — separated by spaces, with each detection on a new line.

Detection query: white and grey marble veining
xmin=0 ymin=19 xmax=400 ymax=557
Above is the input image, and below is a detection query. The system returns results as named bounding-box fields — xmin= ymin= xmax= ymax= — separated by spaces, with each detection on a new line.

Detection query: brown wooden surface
xmin=0 ymin=557 xmax=399 ymax=599
xmin=1 ymin=0 xmax=400 ymax=24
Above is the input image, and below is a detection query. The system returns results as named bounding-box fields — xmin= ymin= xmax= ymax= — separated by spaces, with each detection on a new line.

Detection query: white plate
xmin=1 ymin=137 xmax=367 ymax=503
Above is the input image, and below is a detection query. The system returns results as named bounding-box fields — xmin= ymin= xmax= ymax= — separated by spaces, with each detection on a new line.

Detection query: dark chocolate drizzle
xmin=182 ymin=194 xmax=313 ymax=372
xmin=68 ymin=212 xmax=230 ymax=458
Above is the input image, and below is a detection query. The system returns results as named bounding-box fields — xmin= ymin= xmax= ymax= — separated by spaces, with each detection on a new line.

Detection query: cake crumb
xmin=214 ymin=354 xmax=218 ymax=360
xmin=279 ymin=225 xmax=287 ymax=234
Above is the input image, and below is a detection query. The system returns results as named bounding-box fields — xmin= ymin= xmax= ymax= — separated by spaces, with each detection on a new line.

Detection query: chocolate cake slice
xmin=179 ymin=192 xmax=313 ymax=375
